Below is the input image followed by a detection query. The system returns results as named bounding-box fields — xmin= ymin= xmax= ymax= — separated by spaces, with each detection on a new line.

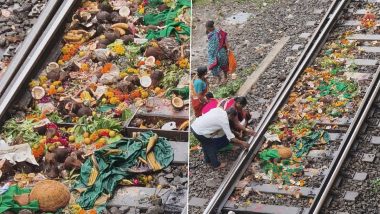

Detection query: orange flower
xmin=130 ymin=90 xmax=141 ymax=99
xmin=94 ymin=141 xmax=105 ymax=149
xmin=88 ymin=209 xmax=97 ymax=214
xmin=155 ymin=60 xmax=161 ymax=66
xmin=78 ymin=210 xmax=86 ymax=214
xmin=137 ymin=61 xmax=145 ymax=67
xmin=61 ymin=55 xmax=71 ymax=61
xmin=48 ymin=88 xmax=57 ymax=95
xmin=105 ymin=90 xmax=115 ymax=98
xmin=340 ymin=39 xmax=349 ymax=45
xmin=90 ymin=133 xmax=99 ymax=142
xmin=102 ymin=63 xmax=113 ymax=74
xmin=32 ymin=144 xmax=45 ymax=159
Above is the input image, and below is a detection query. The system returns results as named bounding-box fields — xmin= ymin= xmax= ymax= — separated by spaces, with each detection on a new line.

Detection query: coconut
xmin=96 ymin=11 xmax=111 ymax=23
xmin=117 ymin=80 xmax=134 ymax=93
xmin=140 ymin=76 xmax=152 ymax=88
xmin=124 ymin=74 xmax=140 ymax=86
xmin=31 ymin=86 xmax=45 ymax=100
xmin=30 ymin=180 xmax=70 ymax=212
xmin=171 ymin=97 xmax=184 ymax=110
xmin=273 ymin=146 xmax=292 ymax=159
xmin=96 ymin=25 xmax=106 ymax=35
xmin=45 ymin=163 xmax=59 ymax=179
xmin=104 ymin=31 xmax=119 ymax=42
xmin=63 ymin=153 xmax=82 ymax=170
xmin=121 ymin=35 xmax=134 ymax=44
xmin=77 ymin=106 xmax=92 ymax=117
xmin=144 ymin=47 xmax=164 ymax=60
xmin=150 ymin=70 xmax=164 ymax=87
xmin=119 ymin=6 xmax=130 ymax=17
xmin=99 ymin=1 xmax=113 ymax=12
xmin=96 ymin=43 xmax=107 ymax=49
xmin=145 ymin=56 xmax=156 ymax=67
xmin=112 ymin=15 xmax=127 ymax=23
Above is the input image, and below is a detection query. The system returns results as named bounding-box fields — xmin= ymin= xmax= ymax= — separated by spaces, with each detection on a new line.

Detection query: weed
xmin=371 ymin=178 xmax=380 ymax=192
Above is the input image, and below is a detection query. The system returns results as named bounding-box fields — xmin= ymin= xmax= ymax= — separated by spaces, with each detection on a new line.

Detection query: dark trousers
xmin=191 ymin=128 xmax=229 ymax=168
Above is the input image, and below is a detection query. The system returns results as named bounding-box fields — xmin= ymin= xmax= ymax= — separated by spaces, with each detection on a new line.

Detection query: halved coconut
xmin=31 ymin=86 xmax=45 ymax=100
xmin=140 ymin=76 xmax=152 ymax=88
xmin=171 ymin=97 xmax=184 ymax=110
xmin=145 ymin=56 xmax=156 ymax=67
xmin=161 ymin=122 xmax=176 ymax=130
xmin=119 ymin=6 xmax=130 ymax=17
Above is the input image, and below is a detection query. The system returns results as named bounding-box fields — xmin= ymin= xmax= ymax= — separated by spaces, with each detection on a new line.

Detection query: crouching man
xmin=190 ymin=107 xmax=250 ymax=169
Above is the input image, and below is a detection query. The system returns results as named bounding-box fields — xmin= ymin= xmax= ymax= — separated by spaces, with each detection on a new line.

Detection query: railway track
xmin=0 ymin=1 xmax=189 ymax=213
xmin=0 ymin=0 xmax=63 ymax=96
xmin=204 ymin=0 xmax=380 ymax=213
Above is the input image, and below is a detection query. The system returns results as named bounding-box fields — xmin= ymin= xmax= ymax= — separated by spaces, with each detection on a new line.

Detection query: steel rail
xmin=0 ymin=0 xmax=63 ymax=96
xmin=0 ymin=0 xmax=79 ymax=120
xmin=203 ymin=0 xmax=350 ymax=213
xmin=310 ymin=68 xmax=380 ymax=213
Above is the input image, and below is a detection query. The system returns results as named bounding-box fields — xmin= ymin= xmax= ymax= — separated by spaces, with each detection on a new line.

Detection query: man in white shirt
xmin=191 ymin=107 xmax=250 ymax=169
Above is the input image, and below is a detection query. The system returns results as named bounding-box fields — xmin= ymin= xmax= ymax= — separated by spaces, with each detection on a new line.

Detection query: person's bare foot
xmin=215 ymin=162 xmax=227 ymax=169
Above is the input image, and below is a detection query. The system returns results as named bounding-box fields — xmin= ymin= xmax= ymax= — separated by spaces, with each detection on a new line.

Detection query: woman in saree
xmin=191 ymin=66 xmax=209 ymax=117
xmin=206 ymin=20 xmax=229 ymax=84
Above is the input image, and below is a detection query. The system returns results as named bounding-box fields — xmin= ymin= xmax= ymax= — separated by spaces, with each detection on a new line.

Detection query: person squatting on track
xmin=202 ymin=95 xmax=255 ymax=138
xmin=190 ymin=107 xmax=250 ymax=169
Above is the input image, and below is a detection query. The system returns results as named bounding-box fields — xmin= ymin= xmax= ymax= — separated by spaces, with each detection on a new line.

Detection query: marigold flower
xmin=111 ymin=44 xmax=126 ymax=55
xmin=102 ymin=63 xmax=113 ymax=73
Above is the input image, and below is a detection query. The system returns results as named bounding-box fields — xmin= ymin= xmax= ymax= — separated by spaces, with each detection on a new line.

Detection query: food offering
xmin=230 ymin=10 xmax=376 ymax=203
xmin=0 ymin=0 xmax=190 ymax=213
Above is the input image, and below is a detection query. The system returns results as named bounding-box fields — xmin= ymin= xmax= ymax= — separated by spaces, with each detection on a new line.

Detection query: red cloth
xmin=201 ymin=98 xmax=219 ymax=115
xmin=202 ymin=98 xmax=249 ymax=122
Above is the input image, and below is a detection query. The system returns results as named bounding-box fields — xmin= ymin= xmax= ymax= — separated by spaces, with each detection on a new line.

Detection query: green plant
xmin=160 ymin=64 xmax=185 ymax=89
xmin=214 ymin=79 xmax=244 ymax=98
xmin=1 ymin=118 xmax=42 ymax=145
xmin=189 ymin=133 xmax=200 ymax=149
xmin=371 ymin=178 xmax=380 ymax=192
xmin=73 ymin=116 xmax=122 ymax=137
xmin=47 ymin=112 xmax=64 ymax=123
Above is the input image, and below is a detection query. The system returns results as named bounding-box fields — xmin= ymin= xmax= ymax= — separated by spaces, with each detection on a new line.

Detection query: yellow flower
xmin=111 ymin=43 xmax=126 ymax=55
xmin=127 ymin=68 xmax=139 ymax=74
xmin=79 ymin=51 xmax=85 ymax=57
xmin=105 ymin=91 xmax=114 ymax=98
xmin=178 ymin=58 xmax=189 ymax=69
xmin=58 ymin=60 xmax=65 ymax=65
xmin=138 ymin=4 xmax=145 ymax=14
xmin=52 ymin=81 xmax=61 ymax=86
xmin=29 ymin=80 xmax=40 ymax=88
xmin=109 ymin=97 xmax=120 ymax=105
xmin=119 ymin=72 xmax=128 ymax=78
xmin=80 ymin=91 xmax=92 ymax=101
xmin=150 ymin=41 xmax=159 ymax=48
xmin=140 ymin=90 xmax=149 ymax=99
xmin=39 ymin=75 xmax=48 ymax=84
